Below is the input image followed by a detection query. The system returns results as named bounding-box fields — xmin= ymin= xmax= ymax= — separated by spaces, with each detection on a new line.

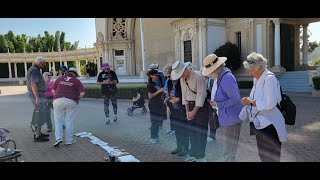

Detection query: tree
xmin=60 ymin=32 xmax=65 ymax=50
xmin=0 ymin=35 xmax=7 ymax=53
xmin=214 ymin=42 xmax=241 ymax=71
xmin=53 ymin=31 xmax=60 ymax=51
xmin=70 ymin=41 xmax=79 ymax=50
xmin=308 ymin=41 xmax=319 ymax=53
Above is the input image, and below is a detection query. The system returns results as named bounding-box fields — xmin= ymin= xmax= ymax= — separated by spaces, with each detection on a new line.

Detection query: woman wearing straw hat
xmin=201 ymin=54 xmax=243 ymax=162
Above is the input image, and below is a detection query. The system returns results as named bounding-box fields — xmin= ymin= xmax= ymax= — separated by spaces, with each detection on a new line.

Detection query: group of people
xmin=146 ymin=52 xmax=288 ymax=162
xmin=27 ymin=51 xmax=288 ymax=162
xmin=27 ymin=57 xmax=85 ymax=146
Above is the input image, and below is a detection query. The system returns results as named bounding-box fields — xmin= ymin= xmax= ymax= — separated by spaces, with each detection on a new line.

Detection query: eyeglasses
xmin=246 ymin=60 xmax=256 ymax=64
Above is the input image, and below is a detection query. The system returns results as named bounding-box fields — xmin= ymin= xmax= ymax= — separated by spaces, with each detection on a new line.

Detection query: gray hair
xmin=35 ymin=56 xmax=45 ymax=64
xmin=243 ymin=52 xmax=267 ymax=70
xmin=163 ymin=64 xmax=172 ymax=74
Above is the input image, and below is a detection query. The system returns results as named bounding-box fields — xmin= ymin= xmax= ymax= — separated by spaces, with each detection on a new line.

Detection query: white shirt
xmin=246 ymin=69 xmax=288 ymax=142
xmin=210 ymin=77 xmax=219 ymax=114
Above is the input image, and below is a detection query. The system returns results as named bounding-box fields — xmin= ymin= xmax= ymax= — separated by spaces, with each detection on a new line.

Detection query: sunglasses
xmin=246 ymin=60 xmax=256 ymax=64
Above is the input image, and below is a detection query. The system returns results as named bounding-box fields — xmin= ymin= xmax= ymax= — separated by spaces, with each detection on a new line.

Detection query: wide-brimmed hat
xmin=101 ymin=63 xmax=112 ymax=70
xmin=201 ymin=54 xmax=227 ymax=76
xmin=171 ymin=61 xmax=191 ymax=80
xmin=66 ymin=67 xmax=78 ymax=76
xmin=133 ymin=93 xmax=141 ymax=102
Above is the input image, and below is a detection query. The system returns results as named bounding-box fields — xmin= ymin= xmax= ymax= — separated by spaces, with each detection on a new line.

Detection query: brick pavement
xmin=1 ymin=88 xmax=320 ymax=162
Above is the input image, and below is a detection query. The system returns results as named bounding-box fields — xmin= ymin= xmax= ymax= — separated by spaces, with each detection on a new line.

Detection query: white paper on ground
xmin=117 ymin=155 xmax=140 ymax=162
xmin=75 ymin=132 xmax=89 ymax=137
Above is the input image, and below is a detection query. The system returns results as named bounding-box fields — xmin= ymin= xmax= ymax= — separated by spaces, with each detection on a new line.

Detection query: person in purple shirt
xmin=43 ymin=72 xmax=55 ymax=132
xmin=52 ymin=67 xmax=85 ymax=147
xmin=201 ymin=54 xmax=243 ymax=162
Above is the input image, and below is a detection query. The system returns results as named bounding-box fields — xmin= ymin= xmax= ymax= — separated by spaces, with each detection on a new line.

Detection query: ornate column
xmin=174 ymin=28 xmax=181 ymax=61
xmin=8 ymin=61 xmax=12 ymax=78
xmin=302 ymin=23 xmax=309 ymax=69
xmin=270 ymin=18 xmax=285 ymax=73
xmin=201 ymin=18 xmax=208 ymax=59
xmin=24 ymin=61 xmax=27 ymax=78
xmin=48 ymin=62 xmax=52 ymax=72
xmin=14 ymin=63 xmax=18 ymax=78
xmin=64 ymin=60 xmax=67 ymax=66
xmin=52 ymin=61 xmax=56 ymax=77
xmin=76 ymin=59 xmax=81 ymax=76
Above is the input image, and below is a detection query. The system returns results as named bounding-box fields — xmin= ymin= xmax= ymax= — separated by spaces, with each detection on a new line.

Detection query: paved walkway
xmin=1 ymin=86 xmax=320 ymax=162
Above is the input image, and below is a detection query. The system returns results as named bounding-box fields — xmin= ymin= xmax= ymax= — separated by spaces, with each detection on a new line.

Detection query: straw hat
xmin=171 ymin=61 xmax=191 ymax=80
xmin=201 ymin=54 xmax=227 ymax=76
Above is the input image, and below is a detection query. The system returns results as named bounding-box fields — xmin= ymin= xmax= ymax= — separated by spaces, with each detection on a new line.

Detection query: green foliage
xmin=312 ymin=76 xmax=320 ymax=90
xmin=84 ymin=86 xmax=148 ymax=99
xmin=214 ymin=42 xmax=241 ymax=71
xmin=237 ymin=81 xmax=253 ymax=89
xmin=0 ymin=35 xmax=7 ymax=53
xmin=0 ymin=30 xmax=79 ymax=53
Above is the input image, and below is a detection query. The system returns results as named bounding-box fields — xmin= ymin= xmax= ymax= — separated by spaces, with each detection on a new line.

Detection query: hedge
xmin=84 ymin=85 xmax=148 ymax=99
xmin=312 ymin=76 xmax=320 ymax=90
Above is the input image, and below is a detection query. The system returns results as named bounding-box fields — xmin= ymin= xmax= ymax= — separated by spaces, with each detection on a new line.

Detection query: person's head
xmin=148 ymin=69 xmax=159 ymax=82
xmin=101 ymin=63 xmax=111 ymax=72
xmin=201 ymin=54 xmax=227 ymax=79
xmin=171 ymin=61 xmax=192 ymax=80
xmin=163 ymin=64 xmax=172 ymax=80
xmin=243 ymin=52 xmax=267 ymax=79
xmin=66 ymin=67 xmax=79 ymax=77
xmin=35 ymin=57 xmax=46 ymax=69
xmin=59 ymin=65 xmax=68 ymax=72
xmin=42 ymin=72 xmax=52 ymax=83
xmin=148 ymin=63 xmax=159 ymax=70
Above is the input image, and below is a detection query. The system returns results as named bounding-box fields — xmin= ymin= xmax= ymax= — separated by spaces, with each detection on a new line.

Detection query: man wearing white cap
xmin=171 ymin=60 xmax=208 ymax=162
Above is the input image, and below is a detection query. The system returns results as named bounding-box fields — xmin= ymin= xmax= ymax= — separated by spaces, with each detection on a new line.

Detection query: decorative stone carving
xmin=112 ymin=18 xmax=127 ymax=40
xmin=97 ymin=32 xmax=104 ymax=42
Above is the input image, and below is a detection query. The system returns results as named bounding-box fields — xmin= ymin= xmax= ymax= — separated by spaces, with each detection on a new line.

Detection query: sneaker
xmin=34 ymin=136 xmax=49 ymax=142
xmin=53 ymin=139 xmax=63 ymax=147
xmin=184 ymin=156 xmax=196 ymax=162
xmin=149 ymin=138 xmax=158 ymax=144
xmin=40 ymin=133 xmax=49 ymax=137
xmin=66 ymin=140 xmax=76 ymax=145
xmin=113 ymin=115 xmax=117 ymax=122
xmin=195 ymin=157 xmax=207 ymax=162
xmin=166 ymin=130 xmax=174 ymax=134
xmin=106 ymin=117 xmax=111 ymax=125
xmin=171 ymin=148 xmax=182 ymax=155
xmin=207 ymin=136 xmax=215 ymax=142
xmin=47 ymin=129 xmax=52 ymax=132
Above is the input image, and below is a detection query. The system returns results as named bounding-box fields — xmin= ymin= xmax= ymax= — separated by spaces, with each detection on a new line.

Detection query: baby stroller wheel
xmin=142 ymin=107 xmax=147 ymax=115
xmin=128 ymin=109 xmax=133 ymax=116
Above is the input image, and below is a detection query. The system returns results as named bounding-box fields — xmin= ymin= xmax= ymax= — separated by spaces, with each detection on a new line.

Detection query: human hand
xmin=35 ymin=97 xmax=40 ymax=105
xmin=241 ymin=97 xmax=252 ymax=106
xmin=186 ymin=110 xmax=196 ymax=120
xmin=209 ymin=101 xmax=217 ymax=107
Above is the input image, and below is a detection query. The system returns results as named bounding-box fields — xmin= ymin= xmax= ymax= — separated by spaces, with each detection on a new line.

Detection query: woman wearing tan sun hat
xmin=201 ymin=53 xmax=243 ymax=162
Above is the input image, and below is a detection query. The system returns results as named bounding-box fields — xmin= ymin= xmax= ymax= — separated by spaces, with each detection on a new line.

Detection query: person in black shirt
xmin=97 ymin=63 xmax=119 ymax=124
xmin=147 ymin=69 xmax=166 ymax=144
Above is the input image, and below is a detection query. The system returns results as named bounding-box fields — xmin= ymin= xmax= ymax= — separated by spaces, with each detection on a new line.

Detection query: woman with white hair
xmin=240 ymin=52 xmax=287 ymax=162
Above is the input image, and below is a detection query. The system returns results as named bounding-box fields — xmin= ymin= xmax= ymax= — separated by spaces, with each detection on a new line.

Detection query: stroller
xmin=127 ymin=91 xmax=147 ymax=116
xmin=0 ymin=128 xmax=22 ymax=162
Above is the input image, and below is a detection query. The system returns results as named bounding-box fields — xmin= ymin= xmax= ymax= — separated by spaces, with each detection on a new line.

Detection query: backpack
xmin=267 ymin=73 xmax=296 ymax=125
xmin=276 ymin=87 xmax=296 ymax=125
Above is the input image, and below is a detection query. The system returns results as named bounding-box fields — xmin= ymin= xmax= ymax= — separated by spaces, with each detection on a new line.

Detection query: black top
xmin=167 ymin=79 xmax=183 ymax=109
xmin=27 ymin=65 xmax=46 ymax=94
xmin=147 ymin=82 xmax=164 ymax=112
xmin=97 ymin=70 xmax=119 ymax=94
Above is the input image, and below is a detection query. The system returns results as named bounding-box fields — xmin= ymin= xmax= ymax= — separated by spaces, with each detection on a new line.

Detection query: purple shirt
xmin=214 ymin=68 xmax=243 ymax=127
xmin=45 ymin=81 xmax=55 ymax=98
xmin=53 ymin=74 xmax=85 ymax=104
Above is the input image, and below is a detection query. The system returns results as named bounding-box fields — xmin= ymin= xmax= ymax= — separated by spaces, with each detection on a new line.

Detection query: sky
xmin=0 ymin=18 xmax=319 ymax=49
xmin=0 ymin=18 xmax=96 ymax=48
xmin=308 ymin=22 xmax=320 ymax=43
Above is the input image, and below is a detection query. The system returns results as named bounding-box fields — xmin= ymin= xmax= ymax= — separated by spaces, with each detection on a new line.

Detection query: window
xmin=184 ymin=40 xmax=192 ymax=62
xmin=236 ymin=32 xmax=241 ymax=54
xmin=115 ymin=50 xmax=124 ymax=56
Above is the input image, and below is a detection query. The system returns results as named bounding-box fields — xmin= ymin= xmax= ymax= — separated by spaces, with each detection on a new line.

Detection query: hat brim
xmin=201 ymin=57 xmax=227 ymax=76
xmin=171 ymin=61 xmax=191 ymax=80
xmin=101 ymin=66 xmax=111 ymax=70
xmin=66 ymin=70 xmax=79 ymax=76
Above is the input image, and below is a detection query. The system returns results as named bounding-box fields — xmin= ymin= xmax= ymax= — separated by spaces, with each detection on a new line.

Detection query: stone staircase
xmin=278 ymin=71 xmax=313 ymax=92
